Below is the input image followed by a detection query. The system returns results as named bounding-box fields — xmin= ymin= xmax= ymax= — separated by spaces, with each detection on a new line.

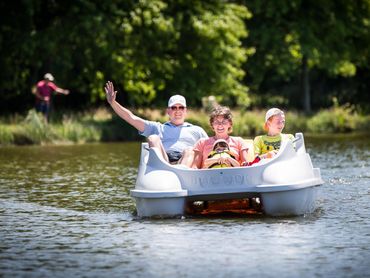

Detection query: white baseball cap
xmin=168 ymin=94 xmax=187 ymax=107
xmin=44 ymin=73 xmax=55 ymax=81
xmin=265 ymin=108 xmax=284 ymax=123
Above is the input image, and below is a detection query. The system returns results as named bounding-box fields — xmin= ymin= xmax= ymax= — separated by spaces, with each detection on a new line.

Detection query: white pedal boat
xmin=131 ymin=133 xmax=324 ymax=217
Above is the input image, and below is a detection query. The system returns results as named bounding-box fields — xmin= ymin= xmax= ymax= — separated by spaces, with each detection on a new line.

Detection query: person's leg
xmin=44 ymin=102 xmax=51 ymax=122
xmin=178 ymin=147 xmax=196 ymax=168
xmin=35 ymin=102 xmax=41 ymax=113
xmin=37 ymin=102 xmax=48 ymax=122
xmin=147 ymin=135 xmax=169 ymax=163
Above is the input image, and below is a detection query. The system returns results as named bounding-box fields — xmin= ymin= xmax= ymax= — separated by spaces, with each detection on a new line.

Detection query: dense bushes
xmin=307 ymin=99 xmax=370 ymax=133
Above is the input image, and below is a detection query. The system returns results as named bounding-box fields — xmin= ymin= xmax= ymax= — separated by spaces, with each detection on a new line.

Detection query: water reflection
xmin=1 ymin=136 xmax=369 ymax=277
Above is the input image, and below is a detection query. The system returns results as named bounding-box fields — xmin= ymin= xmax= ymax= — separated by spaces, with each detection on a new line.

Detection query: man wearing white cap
xmin=104 ymin=81 xmax=208 ymax=165
xmin=33 ymin=73 xmax=70 ymax=121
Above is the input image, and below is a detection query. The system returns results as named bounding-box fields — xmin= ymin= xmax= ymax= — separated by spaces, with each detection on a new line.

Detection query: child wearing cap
xmin=204 ymin=139 xmax=240 ymax=168
xmin=251 ymin=108 xmax=294 ymax=164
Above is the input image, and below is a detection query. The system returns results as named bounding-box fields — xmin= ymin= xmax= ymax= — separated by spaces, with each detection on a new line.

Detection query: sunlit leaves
xmin=332 ymin=61 xmax=357 ymax=77
xmin=243 ymin=0 xmax=370 ymax=110
xmin=110 ymin=0 xmax=252 ymax=106
xmin=1 ymin=0 xmax=369 ymax=113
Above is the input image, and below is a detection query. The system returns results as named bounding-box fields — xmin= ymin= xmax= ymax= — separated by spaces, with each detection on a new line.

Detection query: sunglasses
xmin=213 ymin=120 xmax=229 ymax=126
xmin=170 ymin=106 xmax=185 ymax=111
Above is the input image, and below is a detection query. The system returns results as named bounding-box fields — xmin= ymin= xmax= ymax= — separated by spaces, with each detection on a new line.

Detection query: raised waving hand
xmin=104 ymin=81 xmax=117 ymax=104
xmin=103 ymin=80 xmax=146 ymax=133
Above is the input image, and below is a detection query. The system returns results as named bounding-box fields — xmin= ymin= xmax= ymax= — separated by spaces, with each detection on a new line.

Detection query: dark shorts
xmin=36 ymin=101 xmax=50 ymax=117
xmin=166 ymin=151 xmax=183 ymax=163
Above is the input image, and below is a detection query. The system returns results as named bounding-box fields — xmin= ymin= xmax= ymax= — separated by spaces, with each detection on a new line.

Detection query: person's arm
xmin=204 ymin=154 xmax=240 ymax=168
xmin=240 ymin=149 xmax=249 ymax=166
xmin=34 ymin=88 xmax=44 ymax=100
xmin=203 ymin=157 xmax=220 ymax=168
xmin=105 ymin=81 xmax=145 ymax=133
xmin=261 ymin=150 xmax=278 ymax=159
xmin=192 ymin=140 xmax=206 ymax=169
xmin=48 ymin=81 xmax=69 ymax=96
xmin=55 ymin=87 xmax=70 ymax=95
xmin=237 ymin=137 xmax=249 ymax=166
xmin=192 ymin=150 xmax=203 ymax=169
xmin=253 ymin=136 xmax=261 ymax=156
xmin=224 ymin=156 xmax=240 ymax=167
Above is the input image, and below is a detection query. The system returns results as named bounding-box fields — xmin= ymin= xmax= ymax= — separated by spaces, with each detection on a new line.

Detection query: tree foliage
xmin=106 ymin=0 xmax=252 ymax=106
xmin=243 ymin=0 xmax=370 ymax=112
xmin=0 ymin=0 xmax=369 ymax=114
xmin=0 ymin=0 xmax=251 ymax=112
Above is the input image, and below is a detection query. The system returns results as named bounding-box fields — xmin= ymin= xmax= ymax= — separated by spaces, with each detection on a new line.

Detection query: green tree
xmin=110 ymin=0 xmax=252 ymax=106
xmin=0 ymin=1 xmax=119 ymax=111
xmin=0 ymin=0 xmax=252 ymax=112
xmin=243 ymin=0 xmax=370 ymax=113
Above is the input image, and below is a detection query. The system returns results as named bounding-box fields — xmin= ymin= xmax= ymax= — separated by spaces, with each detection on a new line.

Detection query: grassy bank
xmin=1 ymin=103 xmax=369 ymax=146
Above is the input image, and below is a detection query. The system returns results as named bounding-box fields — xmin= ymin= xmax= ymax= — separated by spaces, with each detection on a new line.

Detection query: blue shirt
xmin=139 ymin=121 xmax=208 ymax=152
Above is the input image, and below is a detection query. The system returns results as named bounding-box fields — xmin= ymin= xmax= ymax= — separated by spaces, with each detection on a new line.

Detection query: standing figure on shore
xmin=33 ymin=73 xmax=70 ymax=121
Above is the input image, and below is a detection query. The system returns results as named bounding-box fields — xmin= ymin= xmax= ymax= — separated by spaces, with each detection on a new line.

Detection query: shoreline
xmin=1 ymin=107 xmax=369 ymax=146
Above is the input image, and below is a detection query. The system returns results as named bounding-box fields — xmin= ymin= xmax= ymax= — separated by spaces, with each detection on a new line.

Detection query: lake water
xmin=1 ymin=136 xmax=369 ymax=278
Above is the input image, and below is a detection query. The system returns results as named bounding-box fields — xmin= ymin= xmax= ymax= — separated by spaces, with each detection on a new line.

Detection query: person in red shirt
xmin=34 ymin=73 xmax=69 ymax=121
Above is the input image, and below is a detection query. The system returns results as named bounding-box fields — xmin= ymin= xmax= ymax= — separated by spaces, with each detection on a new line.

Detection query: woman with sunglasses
xmin=192 ymin=106 xmax=249 ymax=169
xmin=105 ymin=81 xmax=208 ymax=164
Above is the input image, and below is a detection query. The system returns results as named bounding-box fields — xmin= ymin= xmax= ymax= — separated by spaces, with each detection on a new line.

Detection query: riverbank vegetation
xmin=1 ymin=1 xmax=369 ymax=146
xmin=1 ymin=101 xmax=369 ymax=146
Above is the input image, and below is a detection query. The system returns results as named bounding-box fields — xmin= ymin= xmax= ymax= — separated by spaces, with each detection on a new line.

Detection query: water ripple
xmin=1 ymin=139 xmax=370 ymax=277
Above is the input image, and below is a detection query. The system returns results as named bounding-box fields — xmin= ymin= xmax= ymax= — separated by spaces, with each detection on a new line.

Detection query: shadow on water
xmin=132 ymin=203 xmax=326 ymax=227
